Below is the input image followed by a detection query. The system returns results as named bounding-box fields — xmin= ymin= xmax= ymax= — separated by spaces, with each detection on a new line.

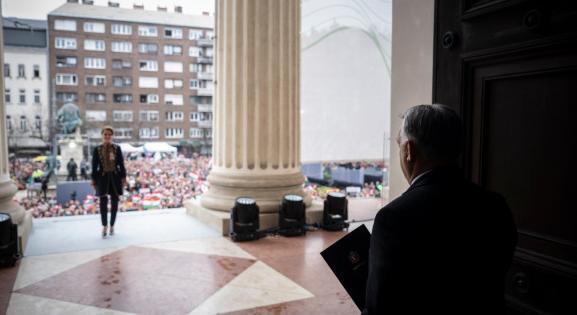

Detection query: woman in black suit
xmin=91 ymin=126 xmax=126 ymax=238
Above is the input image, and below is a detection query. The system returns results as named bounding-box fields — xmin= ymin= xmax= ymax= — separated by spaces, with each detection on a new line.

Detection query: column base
xmin=17 ymin=212 xmax=33 ymax=255
xmin=202 ymin=169 xmax=311 ymax=213
xmin=0 ymin=175 xmax=33 ymax=255
xmin=185 ymin=197 xmax=324 ymax=236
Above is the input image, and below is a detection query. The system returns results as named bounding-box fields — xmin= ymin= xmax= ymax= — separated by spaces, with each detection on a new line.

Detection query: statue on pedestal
xmin=56 ymin=103 xmax=84 ymax=179
xmin=57 ymin=102 xmax=82 ymax=135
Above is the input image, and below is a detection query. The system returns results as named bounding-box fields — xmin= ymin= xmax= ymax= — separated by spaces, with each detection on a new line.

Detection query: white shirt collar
xmin=410 ymin=169 xmax=433 ymax=186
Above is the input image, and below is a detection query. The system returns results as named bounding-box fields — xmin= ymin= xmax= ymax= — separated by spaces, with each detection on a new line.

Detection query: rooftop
xmin=2 ymin=18 xmax=47 ymax=48
xmin=48 ymin=2 xmax=214 ymax=29
xmin=3 ymin=18 xmax=47 ymax=31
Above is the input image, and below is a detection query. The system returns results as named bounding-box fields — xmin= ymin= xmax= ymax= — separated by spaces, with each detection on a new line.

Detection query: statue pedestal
xmin=58 ymin=131 xmax=84 ymax=178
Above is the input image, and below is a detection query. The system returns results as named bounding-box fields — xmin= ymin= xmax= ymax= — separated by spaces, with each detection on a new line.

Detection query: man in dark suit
xmin=66 ymin=158 xmax=78 ymax=181
xmin=363 ymin=104 xmax=517 ymax=314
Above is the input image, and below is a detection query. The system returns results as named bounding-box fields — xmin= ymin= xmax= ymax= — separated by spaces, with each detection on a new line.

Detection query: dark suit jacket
xmin=363 ymin=167 xmax=517 ymax=315
xmin=91 ymin=143 xmax=127 ymax=196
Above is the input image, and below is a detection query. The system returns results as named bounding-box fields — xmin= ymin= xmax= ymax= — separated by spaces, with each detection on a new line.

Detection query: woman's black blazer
xmin=91 ymin=144 xmax=127 ymax=196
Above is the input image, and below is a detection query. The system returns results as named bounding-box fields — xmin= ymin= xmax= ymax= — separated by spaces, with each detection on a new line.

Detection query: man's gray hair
xmin=401 ymin=104 xmax=462 ymax=162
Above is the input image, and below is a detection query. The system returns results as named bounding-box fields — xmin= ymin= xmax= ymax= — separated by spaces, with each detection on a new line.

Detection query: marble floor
xmin=0 ymin=198 xmax=382 ymax=315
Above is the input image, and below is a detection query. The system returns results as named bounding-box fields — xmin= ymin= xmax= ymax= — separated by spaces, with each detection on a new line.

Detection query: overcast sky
xmin=1 ymin=0 xmax=215 ymax=19
xmin=1 ymin=0 xmax=390 ymax=32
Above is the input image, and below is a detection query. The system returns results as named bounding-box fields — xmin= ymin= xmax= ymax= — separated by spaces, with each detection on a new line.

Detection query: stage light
xmin=278 ymin=194 xmax=306 ymax=236
xmin=323 ymin=192 xmax=349 ymax=231
xmin=230 ymin=197 xmax=261 ymax=242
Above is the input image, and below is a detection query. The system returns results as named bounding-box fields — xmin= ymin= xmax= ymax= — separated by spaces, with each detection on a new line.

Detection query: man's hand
xmin=91 ymin=180 xmax=96 ymax=189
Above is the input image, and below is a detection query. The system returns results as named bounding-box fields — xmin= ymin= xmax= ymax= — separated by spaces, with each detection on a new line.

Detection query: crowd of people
xmin=9 ymin=158 xmax=44 ymax=190
xmin=11 ymin=154 xmax=211 ymax=218
xmin=121 ymin=155 xmax=211 ymax=210
xmin=10 ymin=154 xmax=383 ymax=218
xmin=303 ymin=181 xmax=384 ymax=199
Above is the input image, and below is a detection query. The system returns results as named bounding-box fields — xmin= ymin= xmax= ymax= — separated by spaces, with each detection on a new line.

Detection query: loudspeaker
xmin=0 ymin=213 xmax=19 ymax=267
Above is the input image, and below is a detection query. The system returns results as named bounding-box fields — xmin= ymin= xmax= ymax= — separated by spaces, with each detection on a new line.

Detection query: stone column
xmin=0 ymin=13 xmax=33 ymax=252
xmin=201 ymin=0 xmax=309 ymax=213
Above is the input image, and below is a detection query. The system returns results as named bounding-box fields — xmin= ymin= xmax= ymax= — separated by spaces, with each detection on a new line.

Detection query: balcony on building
xmin=198 ymin=120 xmax=212 ymax=128
xmin=197 ymin=56 xmax=213 ymax=64
xmin=197 ymin=72 xmax=213 ymax=80
xmin=197 ymin=37 xmax=214 ymax=47
xmin=197 ymin=104 xmax=212 ymax=112
xmin=197 ymin=87 xmax=213 ymax=96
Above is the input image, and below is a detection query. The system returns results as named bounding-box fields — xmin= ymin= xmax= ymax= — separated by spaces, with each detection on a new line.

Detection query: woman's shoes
xmin=101 ymin=226 xmax=115 ymax=238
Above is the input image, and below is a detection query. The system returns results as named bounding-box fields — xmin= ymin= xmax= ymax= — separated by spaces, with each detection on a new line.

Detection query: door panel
xmin=434 ymin=1 xmax=577 ymax=314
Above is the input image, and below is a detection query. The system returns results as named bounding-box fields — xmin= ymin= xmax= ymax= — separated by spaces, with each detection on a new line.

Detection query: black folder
xmin=320 ymin=224 xmax=371 ymax=311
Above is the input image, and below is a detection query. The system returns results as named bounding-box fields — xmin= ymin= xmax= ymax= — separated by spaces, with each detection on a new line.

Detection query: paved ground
xmin=1 ymin=197 xmax=383 ymax=314
xmin=25 ymin=208 xmax=219 ymax=256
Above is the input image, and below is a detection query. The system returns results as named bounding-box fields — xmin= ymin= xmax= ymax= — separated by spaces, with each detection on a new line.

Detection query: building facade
xmin=3 ymin=18 xmax=50 ymax=156
xmin=48 ymin=2 xmax=214 ymax=153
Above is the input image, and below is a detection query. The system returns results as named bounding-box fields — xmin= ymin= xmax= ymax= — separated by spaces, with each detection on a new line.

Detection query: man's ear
xmin=405 ymin=140 xmax=414 ymax=163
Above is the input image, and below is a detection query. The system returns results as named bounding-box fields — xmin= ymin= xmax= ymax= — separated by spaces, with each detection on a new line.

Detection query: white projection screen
xmin=300 ymin=0 xmax=391 ymax=163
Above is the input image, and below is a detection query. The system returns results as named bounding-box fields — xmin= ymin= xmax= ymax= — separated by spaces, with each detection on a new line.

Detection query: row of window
xmin=57 ymin=56 xmax=213 ymax=74
xmin=85 ymin=110 xmax=212 ymax=122
xmin=86 ymin=127 xmax=212 ymax=139
xmin=54 ymin=20 xmax=213 ymax=40
xmin=55 ymin=57 xmax=213 ymax=74
xmin=55 ymin=38 xmax=213 ymax=57
xmin=57 ymin=90 xmax=184 ymax=105
xmin=55 ymin=92 xmax=212 ymax=105
xmin=4 ymin=89 xmax=41 ymax=105
xmin=56 ymin=74 xmax=211 ymax=91
xmin=4 ymin=64 xmax=41 ymax=79
xmin=5 ymin=115 xmax=42 ymax=132
xmin=6 ymin=117 xmax=210 ymax=138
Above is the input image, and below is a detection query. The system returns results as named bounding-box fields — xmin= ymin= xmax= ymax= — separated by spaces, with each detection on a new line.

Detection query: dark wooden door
xmin=433 ymin=1 xmax=577 ymax=314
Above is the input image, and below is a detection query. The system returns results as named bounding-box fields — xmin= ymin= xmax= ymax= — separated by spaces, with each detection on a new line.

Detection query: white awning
xmin=143 ymin=142 xmax=177 ymax=153
xmin=119 ymin=143 xmax=144 ymax=153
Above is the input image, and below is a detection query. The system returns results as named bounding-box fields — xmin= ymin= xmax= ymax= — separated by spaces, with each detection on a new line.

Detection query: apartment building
xmin=48 ymin=1 xmax=214 ymax=151
xmin=3 ymin=18 xmax=50 ymax=155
